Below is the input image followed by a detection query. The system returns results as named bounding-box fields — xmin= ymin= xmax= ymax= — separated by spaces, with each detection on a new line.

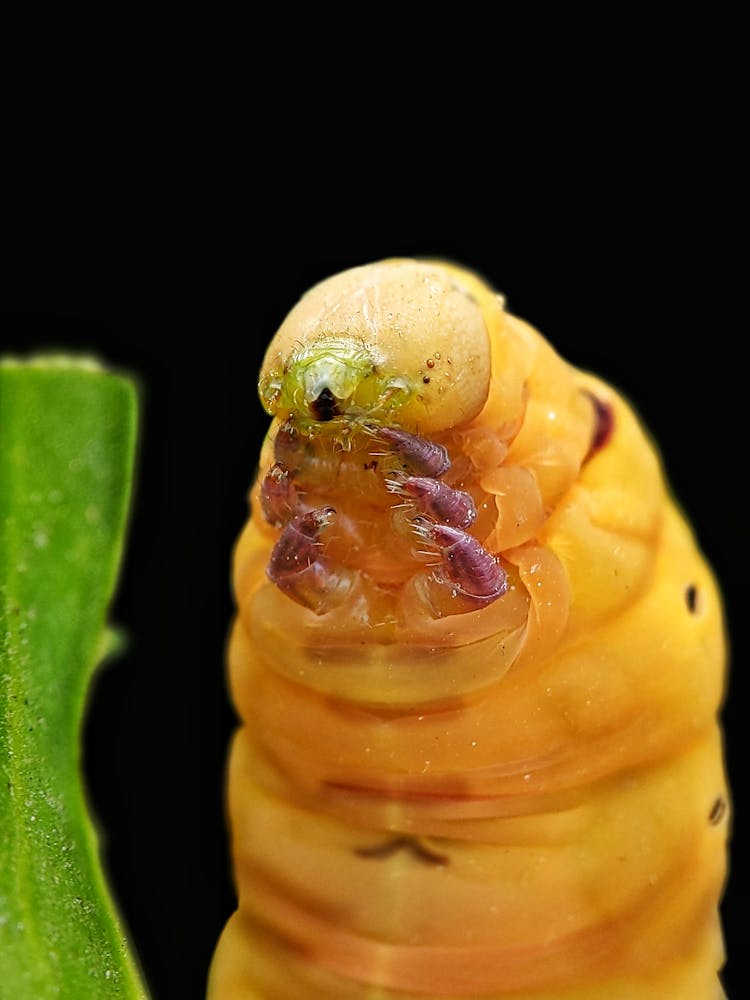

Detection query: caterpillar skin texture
xmin=208 ymin=260 xmax=729 ymax=998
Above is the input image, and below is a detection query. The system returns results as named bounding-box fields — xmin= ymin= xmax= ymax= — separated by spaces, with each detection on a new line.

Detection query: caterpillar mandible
xmin=208 ymin=259 xmax=729 ymax=999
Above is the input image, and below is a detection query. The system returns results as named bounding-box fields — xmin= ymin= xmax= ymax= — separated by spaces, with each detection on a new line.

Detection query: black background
xmin=1 ymin=55 xmax=744 ymax=1000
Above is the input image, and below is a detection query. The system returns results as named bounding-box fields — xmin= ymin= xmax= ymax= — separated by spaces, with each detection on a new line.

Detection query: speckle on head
xmin=685 ymin=583 xmax=700 ymax=614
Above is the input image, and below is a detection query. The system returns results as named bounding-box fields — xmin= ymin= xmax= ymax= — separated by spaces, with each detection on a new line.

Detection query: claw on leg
xmin=386 ymin=473 xmax=477 ymax=529
xmin=367 ymin=424 xmax=451 ymax=478
xmin=267 ymin=507 xmax=355 ymax=614
xmin=410 ymin=517 xmax=508 ymax=617
xmin=260 ymin=461 xmax=299 ymax=527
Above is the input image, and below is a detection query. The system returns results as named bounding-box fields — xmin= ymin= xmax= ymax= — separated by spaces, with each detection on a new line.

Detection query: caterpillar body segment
xmin=209 ymin=259 xmax=729 ymax=999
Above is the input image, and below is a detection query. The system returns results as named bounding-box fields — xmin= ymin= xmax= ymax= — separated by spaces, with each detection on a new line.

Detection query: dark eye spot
xmin=709 ymin=797 xmax=727 ymax=825
xmin=423 ymin=376 xmax=430 ymax=384
xmin=685 ymin=584 xmax=699 ymax=614
xmin=310 ymin=387 xmax=340 ymax=421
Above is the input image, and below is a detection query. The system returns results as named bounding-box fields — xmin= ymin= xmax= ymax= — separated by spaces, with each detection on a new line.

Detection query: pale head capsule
xmin=258 ymin=259 xmax=492 ymax=433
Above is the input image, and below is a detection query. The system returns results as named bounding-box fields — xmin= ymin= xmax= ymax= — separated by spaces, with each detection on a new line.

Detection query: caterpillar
xmin=208 ymin=259 xmax=729 ymax=998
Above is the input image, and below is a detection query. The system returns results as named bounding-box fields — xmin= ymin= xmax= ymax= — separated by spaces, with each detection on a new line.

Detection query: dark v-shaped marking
xmin=354 ymin=835 xmax=449 ymax=866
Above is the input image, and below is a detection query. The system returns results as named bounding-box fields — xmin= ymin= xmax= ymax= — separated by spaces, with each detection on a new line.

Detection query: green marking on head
xmin=259 ymin=335 xmax=413 ymax=428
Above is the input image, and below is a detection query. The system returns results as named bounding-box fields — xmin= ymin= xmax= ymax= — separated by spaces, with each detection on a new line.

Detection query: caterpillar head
xmin=258 ymin=259 xmax=493 ymax=433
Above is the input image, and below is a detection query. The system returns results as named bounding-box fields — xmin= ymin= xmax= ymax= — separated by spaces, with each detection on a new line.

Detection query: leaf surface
xmin=0 ymin=357 xmax=147 ymax=999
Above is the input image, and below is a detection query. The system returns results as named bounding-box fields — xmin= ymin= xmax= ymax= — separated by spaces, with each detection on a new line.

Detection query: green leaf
xmin=0 ymin=357 xmax=148 ymax=999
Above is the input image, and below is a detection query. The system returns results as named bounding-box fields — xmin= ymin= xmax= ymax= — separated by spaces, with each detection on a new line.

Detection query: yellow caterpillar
xmin=208 ymin=259 xmax=729 ymax=998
